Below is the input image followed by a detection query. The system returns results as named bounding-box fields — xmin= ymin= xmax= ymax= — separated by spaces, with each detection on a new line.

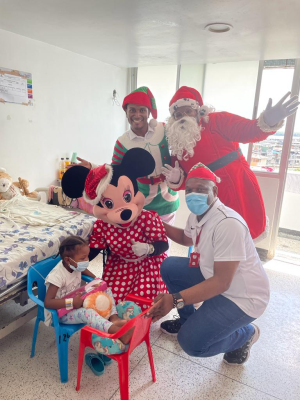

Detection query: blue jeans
xmin=161 ymin=257 xmax=255 ymax=358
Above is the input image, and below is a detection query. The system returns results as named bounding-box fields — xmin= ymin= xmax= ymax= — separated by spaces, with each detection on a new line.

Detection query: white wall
xmin=280 ymin=192 xmax=300 ymax=231
xmin=180 ymin=64 xmax=205 ymax=94
xmin=0 ymin=29 xmax=128 ymax=189
xmin=137 ymin=65 xmax=177 ymax=123
xmin=255 ymin=176 xmax=280 ymax=250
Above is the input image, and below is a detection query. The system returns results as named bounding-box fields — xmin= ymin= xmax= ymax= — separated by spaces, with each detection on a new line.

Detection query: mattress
xmin=0 ymin=196 xmax=96 ymax=289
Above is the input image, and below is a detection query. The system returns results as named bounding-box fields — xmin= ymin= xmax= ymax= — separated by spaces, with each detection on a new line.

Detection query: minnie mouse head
xmin=62 ymin=148 xmax=155 ymax=228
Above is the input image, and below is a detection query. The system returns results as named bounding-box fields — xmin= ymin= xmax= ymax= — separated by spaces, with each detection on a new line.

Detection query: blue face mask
xmin=69 ymin=258 xmax=89 ymax=272
xmin=186 ymin=193 xmax=210 ymax=215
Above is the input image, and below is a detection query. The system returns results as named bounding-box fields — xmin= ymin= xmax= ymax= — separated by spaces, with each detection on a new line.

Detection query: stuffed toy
xmin=62 ymin=148 xmax=169 ymax=305
xmin=0 ymin=168 xmax=40 ymax=201
xmin=83 ymin=291 xmax=113 ymax=319
xmin=83 ymin=292 xmax=142 ymax=321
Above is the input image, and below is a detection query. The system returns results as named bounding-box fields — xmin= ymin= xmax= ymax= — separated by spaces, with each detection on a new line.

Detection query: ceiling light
xmin=204 ymin=23 xmax=233 ymax=33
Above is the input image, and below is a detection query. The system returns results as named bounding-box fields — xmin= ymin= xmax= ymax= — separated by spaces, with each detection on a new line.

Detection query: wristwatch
xmin=172 ymin=292 xmax=185 ymax=310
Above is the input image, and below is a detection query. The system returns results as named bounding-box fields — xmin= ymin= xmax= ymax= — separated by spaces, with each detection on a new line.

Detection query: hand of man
xmin=67 ymin=157 xmax=92 ymax=170
xmin=161 ymin=161 xmax=181 ymax=184
xmin=73 ymin=295 xmax=84 ymax=309
xmin=263 ymin=91 xmax=299 ymax=127
xmin=146 ymin=293 xmax=173 ymax=322
xmin=131 ymin=239 xmax=149 ymax=256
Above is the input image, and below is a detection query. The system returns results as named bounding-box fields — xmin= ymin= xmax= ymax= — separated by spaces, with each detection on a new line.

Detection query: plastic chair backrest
xmin=81 ymin=308 xmax=151 ymax=355
xmin=27 ymin=257 xmax=61 ymax=305
xmin=127 ymin=310 xmax=151 ymax=356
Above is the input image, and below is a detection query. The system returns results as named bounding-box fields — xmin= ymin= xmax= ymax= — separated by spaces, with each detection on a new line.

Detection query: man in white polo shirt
xmin=147 ymin=162 xmax=270 ymax=365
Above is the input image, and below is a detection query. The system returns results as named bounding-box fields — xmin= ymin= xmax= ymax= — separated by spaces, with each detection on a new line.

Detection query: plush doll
xmin=62 ymin=148 xmax=169 ymax=305
xmin=83 ymin=291 xmax=113 ymax=319
xmin=0 ymin=168 xmax=40 ymax=201
xmin=83 ymin=292 xmax=142 ymax=321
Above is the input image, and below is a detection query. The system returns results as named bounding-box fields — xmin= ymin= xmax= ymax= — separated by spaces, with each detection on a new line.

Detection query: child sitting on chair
xmin=44 ymin=236 xmax=141 ymax=358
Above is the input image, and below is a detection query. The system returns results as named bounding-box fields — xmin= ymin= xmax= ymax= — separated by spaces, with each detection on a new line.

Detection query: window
xmin=250 ymin=64 xmax=294 ymax=173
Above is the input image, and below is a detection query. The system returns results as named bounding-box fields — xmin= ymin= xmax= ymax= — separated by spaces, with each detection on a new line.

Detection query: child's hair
xmin=59 ymin=236 xmax=88 ymax=259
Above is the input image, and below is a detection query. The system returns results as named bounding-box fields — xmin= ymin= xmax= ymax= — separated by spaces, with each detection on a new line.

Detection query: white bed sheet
xmin=0 ymin=198 xmax=96 ymax=288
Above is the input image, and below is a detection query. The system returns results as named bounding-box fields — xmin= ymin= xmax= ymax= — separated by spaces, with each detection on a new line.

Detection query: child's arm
xmin=44 ymin=284 xmax=67 ymax=309
xmin=82 ymin=269 xmax=96 ymax=279
xmin=44 ymin=284 xmax=83 ymax=309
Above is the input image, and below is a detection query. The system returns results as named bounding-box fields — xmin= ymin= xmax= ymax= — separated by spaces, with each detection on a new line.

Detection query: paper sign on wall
xmin=0 ymin=67 xmax=33 ymax=106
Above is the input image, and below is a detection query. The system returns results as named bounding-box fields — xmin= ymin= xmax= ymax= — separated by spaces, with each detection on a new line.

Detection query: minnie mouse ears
xmin=62 ymin=148 xmax=155 ymax=204
xmin=61 ymin=165 xmax=89 ymax=199
xmin=83 ymin=164 xmax=113 ymax=205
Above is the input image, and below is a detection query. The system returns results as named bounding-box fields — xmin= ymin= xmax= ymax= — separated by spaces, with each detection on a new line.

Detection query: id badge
xmin=189 ymin=252 xmax=200 ymax=267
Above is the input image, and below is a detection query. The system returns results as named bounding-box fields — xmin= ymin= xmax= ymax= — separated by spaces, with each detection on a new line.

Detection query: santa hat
xmin=187 ymin=162 xmax=221 ymax=184
xmin=169 ymin=86 xmax=204 ymax=115
xmin=83 ymin=164 xmax=113 ymax=205
xmin=122 ymin=86 xmax=158 ymax=128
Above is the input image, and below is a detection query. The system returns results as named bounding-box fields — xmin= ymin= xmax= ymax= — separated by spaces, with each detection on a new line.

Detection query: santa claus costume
xmin=164 ymin=86 xmax=291 ymax=241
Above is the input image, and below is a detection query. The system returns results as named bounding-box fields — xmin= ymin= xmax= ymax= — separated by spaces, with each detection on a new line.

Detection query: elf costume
xmin=112 ymin=86 xmax=179 ymax=218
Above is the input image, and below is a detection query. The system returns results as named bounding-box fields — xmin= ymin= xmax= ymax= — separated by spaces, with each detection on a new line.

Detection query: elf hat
xmin=83 ymin=164 xmax=113 ymax=205
xmin=187 ymin=162 xmax=221 ymax=184
xmin=169 ymin=86 xmax=203 ymax=115
xmin=122 ymin=86 xmax=157 ymax=128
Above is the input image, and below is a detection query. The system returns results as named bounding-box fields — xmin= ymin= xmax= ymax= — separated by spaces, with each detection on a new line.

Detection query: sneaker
xmin=160 ymin=316 xmax=182 ymax=335
xmin=223 ymin=323 xmax=260 ymax=365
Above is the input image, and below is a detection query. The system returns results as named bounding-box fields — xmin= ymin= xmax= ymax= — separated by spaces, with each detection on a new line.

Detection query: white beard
xmin=166 ymin=116 xmax=201 ymax=161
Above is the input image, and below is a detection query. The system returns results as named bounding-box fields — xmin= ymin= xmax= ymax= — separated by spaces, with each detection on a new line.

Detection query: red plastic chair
xmin=76 ymin=294 xmax=156 ymax=400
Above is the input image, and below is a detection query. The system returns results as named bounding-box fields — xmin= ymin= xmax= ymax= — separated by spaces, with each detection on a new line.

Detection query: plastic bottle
xmin=65 ymin=157 xmax=70 ymax=172
xmin=58 ymin=157 xmax=65 ymax=180
xmin=71 ymin=152 xmax=77 ymax=164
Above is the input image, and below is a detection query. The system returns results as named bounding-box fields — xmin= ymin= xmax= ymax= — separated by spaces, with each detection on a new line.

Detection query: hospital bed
xmin=0 ymin=193 xmax=96 ymax=339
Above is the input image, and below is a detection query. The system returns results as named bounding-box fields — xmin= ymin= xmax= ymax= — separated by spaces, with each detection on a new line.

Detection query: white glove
xmin=161 ymin=161 xmax=181 ymax=184
xmin=131 ymin=240 xmax=150 ymax=257
xmin=263 ymin=91 xmax=299 ymax=127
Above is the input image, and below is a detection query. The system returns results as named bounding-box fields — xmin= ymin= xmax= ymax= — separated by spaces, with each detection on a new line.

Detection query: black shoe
xmin=223 ymin=323 xmax=260 ymax=365
xmin=160 ymin=316 xmax=182 ymax=335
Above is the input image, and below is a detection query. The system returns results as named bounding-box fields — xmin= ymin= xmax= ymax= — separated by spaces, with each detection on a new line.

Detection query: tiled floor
xmin=0 ymin=243 xmax=300 ymax=400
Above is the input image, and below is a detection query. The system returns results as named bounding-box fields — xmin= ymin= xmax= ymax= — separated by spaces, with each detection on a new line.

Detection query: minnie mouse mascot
xmin=62 ymin=148 xmax=169 ymax=304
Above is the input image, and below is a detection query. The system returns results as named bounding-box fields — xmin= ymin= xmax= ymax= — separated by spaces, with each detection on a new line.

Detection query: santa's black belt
xmin=207 ymin=148 xmax=243 ymax=172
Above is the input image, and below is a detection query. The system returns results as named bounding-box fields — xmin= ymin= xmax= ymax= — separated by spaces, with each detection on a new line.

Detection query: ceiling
xmin=1 ymin=0 xmax=300 ymax=68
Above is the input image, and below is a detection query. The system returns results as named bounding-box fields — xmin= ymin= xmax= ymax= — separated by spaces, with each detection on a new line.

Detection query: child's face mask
xmin=69 ymin=258 xmax=89 ymax=272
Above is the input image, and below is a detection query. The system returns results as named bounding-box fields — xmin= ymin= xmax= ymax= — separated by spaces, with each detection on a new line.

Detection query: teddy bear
xmin=0 ymin=168 xmax=40 ymax=201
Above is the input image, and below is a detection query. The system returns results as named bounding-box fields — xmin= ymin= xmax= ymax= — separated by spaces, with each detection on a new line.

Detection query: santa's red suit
xmin=167 ymin=87 xmax=283 ymax=240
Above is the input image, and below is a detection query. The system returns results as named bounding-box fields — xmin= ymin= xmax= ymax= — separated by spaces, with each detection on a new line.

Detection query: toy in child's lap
xmin=0 ymin=168 xmax=40 ymax=200
xmin=58 ymin=277 xmax=138 ymax=321
xmin=57 ymin=278 xmax=108 ymax=318
xmin=84 ymin=291 xmax=113 ymax=319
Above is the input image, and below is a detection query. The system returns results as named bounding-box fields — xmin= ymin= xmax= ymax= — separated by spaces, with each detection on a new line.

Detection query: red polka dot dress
xmin=89 ymin=210 xmax=168 ymax=304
